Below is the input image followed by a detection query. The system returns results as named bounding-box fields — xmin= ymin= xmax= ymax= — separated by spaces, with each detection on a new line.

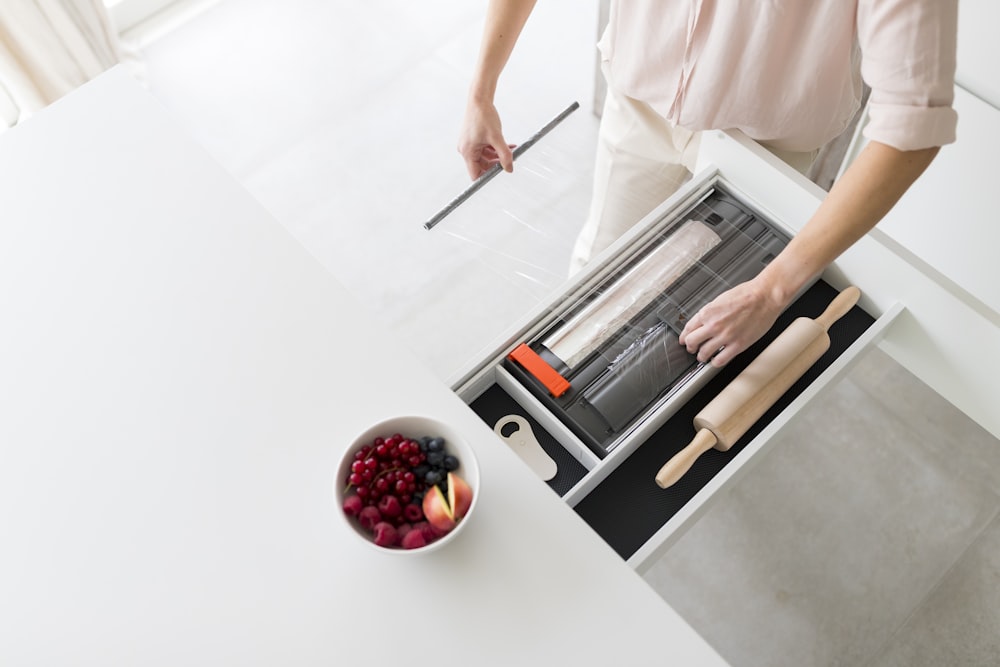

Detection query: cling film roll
xmin=542 ymin=219 xmax=721 ymax=368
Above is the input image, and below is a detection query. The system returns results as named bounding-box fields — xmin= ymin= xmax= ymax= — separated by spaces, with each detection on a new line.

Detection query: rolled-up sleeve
xmin=858 ymin=0 xmax=958 ymax=150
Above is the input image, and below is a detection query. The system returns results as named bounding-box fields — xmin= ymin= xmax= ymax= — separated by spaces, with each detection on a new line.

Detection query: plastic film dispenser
xmin=504 ymin=185 xmax=792 ymax=459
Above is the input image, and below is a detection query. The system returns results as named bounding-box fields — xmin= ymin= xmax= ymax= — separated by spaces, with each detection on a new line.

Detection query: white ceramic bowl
xmin=334 ymin=415 xmax=481 ymax=554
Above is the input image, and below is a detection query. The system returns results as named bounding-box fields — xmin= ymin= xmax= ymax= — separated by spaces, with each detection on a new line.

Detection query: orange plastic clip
xmin=508 ymin=343 xmax=570 ymax=398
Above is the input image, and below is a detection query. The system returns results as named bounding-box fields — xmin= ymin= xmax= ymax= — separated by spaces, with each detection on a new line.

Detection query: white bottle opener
xmin=493 ymin=415 xmax=558 ymax=481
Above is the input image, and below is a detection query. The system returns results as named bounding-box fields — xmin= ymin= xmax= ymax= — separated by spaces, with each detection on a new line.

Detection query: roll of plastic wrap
xmin=542 ymin=220 xmax=721 ymax=368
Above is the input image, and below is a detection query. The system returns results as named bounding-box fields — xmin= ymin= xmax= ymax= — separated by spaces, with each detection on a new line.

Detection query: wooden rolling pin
xmin=654 ymin=285 xmax=861 ymax=489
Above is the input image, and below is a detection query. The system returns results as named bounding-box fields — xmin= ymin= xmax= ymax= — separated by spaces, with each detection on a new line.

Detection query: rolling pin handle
xmin=655 ymin=428 xmax=719 ymax=489
xmin=813 ymin=286 xmax=861 ymax=332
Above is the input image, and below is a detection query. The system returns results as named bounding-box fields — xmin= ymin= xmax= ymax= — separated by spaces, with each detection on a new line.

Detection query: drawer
xmin=451 ymin=164 xmax=902 ymax=571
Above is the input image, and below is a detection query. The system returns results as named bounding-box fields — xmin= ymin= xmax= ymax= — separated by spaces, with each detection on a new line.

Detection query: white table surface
xmin=0 ymin=68 xmax=725 ymax=666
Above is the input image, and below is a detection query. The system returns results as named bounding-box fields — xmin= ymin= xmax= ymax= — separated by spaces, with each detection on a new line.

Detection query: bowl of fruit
xmin=335 ymin=415 xmax=480 ymax=553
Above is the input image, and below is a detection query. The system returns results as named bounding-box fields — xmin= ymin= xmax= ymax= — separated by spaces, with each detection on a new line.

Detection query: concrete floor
xmin=130 ymin=2 xmax=1000 ymax=664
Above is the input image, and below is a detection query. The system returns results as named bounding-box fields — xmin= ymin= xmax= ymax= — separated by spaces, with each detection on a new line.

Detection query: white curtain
xmin=0 ymin=0 xmax=134 ymax=129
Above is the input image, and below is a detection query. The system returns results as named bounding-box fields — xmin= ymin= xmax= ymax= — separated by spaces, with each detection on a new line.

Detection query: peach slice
xmin=421 ymin=472 xmax=474 ymax=533
xmin=421 ymin=484 xmax=456 ymax=533
xmin=447 ymin=472 xmax=473 ymax=520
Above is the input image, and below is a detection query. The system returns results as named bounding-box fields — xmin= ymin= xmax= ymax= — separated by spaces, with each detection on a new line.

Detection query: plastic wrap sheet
xmin=396 ymin=106 xmax=598 ymax=380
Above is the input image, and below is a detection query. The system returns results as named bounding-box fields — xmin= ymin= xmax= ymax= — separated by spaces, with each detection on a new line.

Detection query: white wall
xmin=956 ymin=0 xmax=1000 ymax=109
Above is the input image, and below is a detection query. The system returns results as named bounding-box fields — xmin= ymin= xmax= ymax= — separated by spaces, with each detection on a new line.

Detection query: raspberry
xmin=403 ymin=503 xmax=423 ymax=522
xmin=372 ymin=521 xmax=399 ymax=548
xmin=413 ymin=521 xmax=439 ymax=542
xmin=377 ymin=494 xmax=402 ymax=518
xmin=358 ymin=505 xmax=382 ymax=531
xmin=401 ymin=529 xmax=427 ymax=550
xmin=342 ymin=494 xmax=363 ymax=517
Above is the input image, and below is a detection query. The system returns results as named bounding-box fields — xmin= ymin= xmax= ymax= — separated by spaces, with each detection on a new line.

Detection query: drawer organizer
xmin=455 ymin=173 xmax=880 ymax=567
xmin=501 ymin=186 xmax=791 ymax=460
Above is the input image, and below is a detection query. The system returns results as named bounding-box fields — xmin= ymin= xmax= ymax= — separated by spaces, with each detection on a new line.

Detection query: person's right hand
xmin=458 ymin=100 xmax=515 ymax=180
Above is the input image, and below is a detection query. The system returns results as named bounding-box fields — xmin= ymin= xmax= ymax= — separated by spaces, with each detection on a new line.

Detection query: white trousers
xmin=569 ymin=66 xmax=816 ymax=273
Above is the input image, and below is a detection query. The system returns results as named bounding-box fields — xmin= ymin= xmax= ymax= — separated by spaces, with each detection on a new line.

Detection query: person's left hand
xmin=678 ymin=279 xmax=785 ymax=367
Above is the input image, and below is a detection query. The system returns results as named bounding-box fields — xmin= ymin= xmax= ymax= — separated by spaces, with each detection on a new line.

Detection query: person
xmin=457 ymin=0 xmax=958 ymax=368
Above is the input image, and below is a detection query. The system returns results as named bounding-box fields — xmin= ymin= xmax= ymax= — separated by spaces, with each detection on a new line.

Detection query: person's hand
xmin=678 ymin=279 xmax=785 ymax=367
xmin=458 ymin=100 xmax=515 ymax=180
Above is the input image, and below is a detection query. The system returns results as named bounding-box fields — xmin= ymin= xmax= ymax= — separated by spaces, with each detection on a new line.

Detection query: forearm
xmin=755 ymin=140 xmax=940 ymax=307
xmin=468 ymin=0 xmax=537 ymax=104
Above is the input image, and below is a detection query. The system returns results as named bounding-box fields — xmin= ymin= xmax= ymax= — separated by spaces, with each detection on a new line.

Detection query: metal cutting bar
xmin=423 ymin=101 xmax=581 ymax=231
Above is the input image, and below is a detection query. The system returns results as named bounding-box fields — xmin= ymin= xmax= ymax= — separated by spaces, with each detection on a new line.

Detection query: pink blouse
xmin=599 ymin=0 xmax=958 ymax=152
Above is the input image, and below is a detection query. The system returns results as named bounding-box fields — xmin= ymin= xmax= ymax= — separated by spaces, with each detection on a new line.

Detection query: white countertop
xmin=0 ymin=68 xmax=725 ymax=666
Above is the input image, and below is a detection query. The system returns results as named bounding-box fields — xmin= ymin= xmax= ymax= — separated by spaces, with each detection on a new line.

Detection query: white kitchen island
xmin=0 ymin=68 xmax=726 ymax=666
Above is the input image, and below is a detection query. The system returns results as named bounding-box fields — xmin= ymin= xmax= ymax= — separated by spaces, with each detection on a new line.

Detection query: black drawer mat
xmin=470 ymin=385 xmax=589 ymax=496
xmin=572 ymin=280 xmax=875 ymax=560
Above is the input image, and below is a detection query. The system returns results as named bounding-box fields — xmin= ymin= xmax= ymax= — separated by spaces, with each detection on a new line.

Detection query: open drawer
xmin=451 ymin=145 xmax=905 ymax=571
